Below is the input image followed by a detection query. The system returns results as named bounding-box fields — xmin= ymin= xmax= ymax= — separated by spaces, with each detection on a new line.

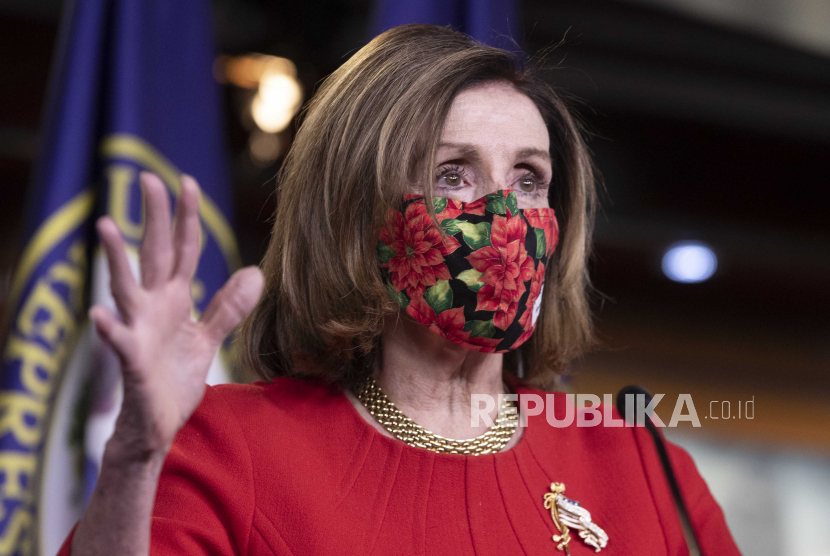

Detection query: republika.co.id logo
xmin=471 ymin=393 xmax=755 ymax=428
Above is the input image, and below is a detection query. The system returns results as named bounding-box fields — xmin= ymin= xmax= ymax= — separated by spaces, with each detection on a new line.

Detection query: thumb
xmin=200 ymin=266 xmax=265 ymax=344
xmin=90 ymin=305 xmax=136 ymax=361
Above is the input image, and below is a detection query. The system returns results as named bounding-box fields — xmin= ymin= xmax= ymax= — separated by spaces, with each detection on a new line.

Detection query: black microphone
xmin=617 ymin=386 xmax=703 ymax=556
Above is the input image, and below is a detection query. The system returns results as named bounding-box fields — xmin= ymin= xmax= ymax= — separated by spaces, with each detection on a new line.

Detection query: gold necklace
xmin=356 ymin=374 xmax=518 ymax=455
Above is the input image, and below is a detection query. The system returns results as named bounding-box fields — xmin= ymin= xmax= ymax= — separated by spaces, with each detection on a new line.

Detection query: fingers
xmin=97 ymin=217 xmax=138 ymax=318
xmin=172 ymin=175 xmax=202 ymax=281
xmin=139 ymin=172 xmax=173 ymax=289
xmin=201 ymin=266 xmax=264 ymax=344
xmin=90 ymin=305 xmax=135 ymax=360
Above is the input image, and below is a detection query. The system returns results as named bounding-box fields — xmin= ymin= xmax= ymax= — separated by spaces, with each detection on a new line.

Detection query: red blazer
xmin=58 ymin=377 xmax=742 ymax=555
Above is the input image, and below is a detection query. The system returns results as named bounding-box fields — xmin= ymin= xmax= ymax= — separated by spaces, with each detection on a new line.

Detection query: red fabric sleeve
xmin=55 ymin=385 xmax=255 ymax=556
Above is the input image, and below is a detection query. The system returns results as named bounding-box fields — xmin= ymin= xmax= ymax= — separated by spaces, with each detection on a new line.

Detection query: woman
xmin=61 ymin=24 xmax=740 ymax=555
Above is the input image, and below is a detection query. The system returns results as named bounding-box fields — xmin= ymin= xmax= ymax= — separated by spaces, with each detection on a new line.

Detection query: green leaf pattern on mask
xmin=485 ymin=195 xmax=506 ymax=215
xmin=386 ymin=281 xmax=408 ymax=309
xmin=534 ymin=228 xmax=546 ymax=259
xmin=464 ymin=320 xmax=496 ymax=338
xmin=456 ymin=268 xmax=484 ymax=292
xmin=505 ymin=193 xmax=519 ymax=217
xmin=441 ymin=218 xmax=462 ymax=235
xmin=378 ymin=190 xmax=557 ymax=354
xmin=456 ymin=221 xmax=491 ymax=250
xmin=425 ymin=280 xmax=453 ymax=314
xmin=377 ymin=241 xmax=396 ymax=264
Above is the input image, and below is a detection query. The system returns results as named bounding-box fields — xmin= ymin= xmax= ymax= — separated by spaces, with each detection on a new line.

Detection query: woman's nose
xmin=472 ymin=178 xmax=505 ymax=199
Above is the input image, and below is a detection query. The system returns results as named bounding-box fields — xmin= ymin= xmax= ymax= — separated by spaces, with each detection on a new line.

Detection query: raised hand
xmin=90 ymin=172 xmax=263 ymax=460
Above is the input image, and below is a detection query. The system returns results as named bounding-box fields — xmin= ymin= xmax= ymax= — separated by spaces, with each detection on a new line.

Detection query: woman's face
xmin=432 ymin=82 xmax=552 ymax=209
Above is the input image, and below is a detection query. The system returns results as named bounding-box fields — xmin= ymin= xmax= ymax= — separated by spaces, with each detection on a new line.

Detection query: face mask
xmin=377 ymin=190 xmax=559 ymax=353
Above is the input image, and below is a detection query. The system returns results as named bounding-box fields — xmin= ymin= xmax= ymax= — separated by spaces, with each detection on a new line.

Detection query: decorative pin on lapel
xmin=543 ymin=483 xmax=609 ymax=554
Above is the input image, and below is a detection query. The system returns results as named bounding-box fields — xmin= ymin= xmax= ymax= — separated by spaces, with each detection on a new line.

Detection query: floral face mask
xmin=377 ymin=190 xmax=559 ymax=353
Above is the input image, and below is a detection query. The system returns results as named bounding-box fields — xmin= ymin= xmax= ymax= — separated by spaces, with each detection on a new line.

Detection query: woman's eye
xmin=519 ymin=176 xmax=536 ymax=192
xmin=440 ymin=171 xmax=463 ymax=187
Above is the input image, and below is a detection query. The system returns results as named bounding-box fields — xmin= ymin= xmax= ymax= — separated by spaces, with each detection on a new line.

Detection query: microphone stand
xmin=617 ymin=386 xmax=703 ymax=556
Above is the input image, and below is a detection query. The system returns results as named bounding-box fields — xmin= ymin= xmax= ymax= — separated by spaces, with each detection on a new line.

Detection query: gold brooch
xmin=543 ymin=483 xmax=608 ymax=554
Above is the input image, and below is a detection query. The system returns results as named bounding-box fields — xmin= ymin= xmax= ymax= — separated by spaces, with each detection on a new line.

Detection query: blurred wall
xmin=627 ymin=0 xmax=830 ymax=56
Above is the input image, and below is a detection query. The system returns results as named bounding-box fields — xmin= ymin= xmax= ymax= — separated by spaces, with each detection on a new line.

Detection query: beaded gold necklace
xmin=356 ymin=374 xmax=518 ymax=455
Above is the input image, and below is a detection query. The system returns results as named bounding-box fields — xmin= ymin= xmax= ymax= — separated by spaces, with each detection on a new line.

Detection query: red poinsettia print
xmin=429 ymin=307 xmax=470 ymax=345
xmin=510 ymin=324 xmax=533 ymax=351
xmin=524 ymin=209 xmax=559 ymax=256
xmin=401 ymin=195 xmax=488 ymax=221
xmin=379 ymin=202 xmax=461 ymax=299
xmin=466 ymin=214 xmax=535 ymax=330
xmin=511 ymin=262 xmax=545 ymax=349
xmin=436 ymin=199 xmax=463 ymax=222
xmin=406 ymin=298 xmax=502 ymax=352
xmin=405 ymin=296 xmax=437 ymax=326
xmin=511 ymin=262 xmax=546 ymax=349
xmin=462 ymin=196 xmax=488 ymax=216
xmin=381 ymin=190 xmax=554 ymax=353
xmin=465 ymin=334 xmax=502 ymax=353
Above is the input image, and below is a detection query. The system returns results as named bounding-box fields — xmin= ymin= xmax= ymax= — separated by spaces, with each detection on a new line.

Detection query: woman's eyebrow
xmin=438 ymin=143 xmax=551 ymax=164
xmin=437 ymin=142 xmax=482 ymax=163
xmin=515 ymin=148 xmax=551 ymax=162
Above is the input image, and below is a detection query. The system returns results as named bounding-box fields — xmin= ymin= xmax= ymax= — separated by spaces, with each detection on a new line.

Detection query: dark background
xmin=0 ymin=0 xmax=828 ymax=454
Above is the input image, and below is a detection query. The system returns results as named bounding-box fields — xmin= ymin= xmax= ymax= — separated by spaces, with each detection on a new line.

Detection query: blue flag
xmin=0 ymin=0 xmax=239 ymax=554
xmin=371 ymin=0 xmax=520 ymax=48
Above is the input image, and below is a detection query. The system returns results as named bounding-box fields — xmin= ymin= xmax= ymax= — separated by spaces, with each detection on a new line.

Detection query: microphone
xmin=616 ymin=386 xmax=703 ymax=556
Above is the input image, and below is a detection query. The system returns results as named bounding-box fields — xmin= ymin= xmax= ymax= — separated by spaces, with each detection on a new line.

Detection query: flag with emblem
xmin=0 ymin=0 xmax=239 ymax=554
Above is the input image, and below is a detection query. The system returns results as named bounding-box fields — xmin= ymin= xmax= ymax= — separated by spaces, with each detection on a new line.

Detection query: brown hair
xmin=239 ymin=24 xmax=598 ymax=389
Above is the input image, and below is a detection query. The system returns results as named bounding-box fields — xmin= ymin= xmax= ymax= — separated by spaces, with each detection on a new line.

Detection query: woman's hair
xmin=239 ymin=23 xmax=598 ymax=389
